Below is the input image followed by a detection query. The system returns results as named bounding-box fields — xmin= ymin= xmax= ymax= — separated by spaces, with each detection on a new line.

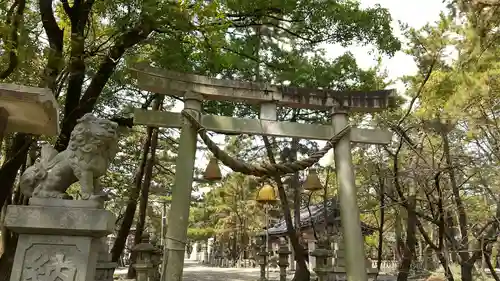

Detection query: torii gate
xmin=130 ymin=64 xmax=396 ymax=281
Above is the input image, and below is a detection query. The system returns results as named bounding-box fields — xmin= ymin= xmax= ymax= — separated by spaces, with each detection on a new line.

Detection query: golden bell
xmin=256 ymin=184 xmax=277 ymax=204
xmin=203 ymin=158 xmax=222 ymax=181
xmin=303 ymin=168 xmax=323 ymax=191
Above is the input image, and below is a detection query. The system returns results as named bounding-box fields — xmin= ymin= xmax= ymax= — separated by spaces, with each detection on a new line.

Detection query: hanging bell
xmin=256 ymin=184 xmax=277 ymax=204
xmin=303 ymin=168 xmax=323 ymax=191
xmin=203 ymin=157 xmax=222 ymax=181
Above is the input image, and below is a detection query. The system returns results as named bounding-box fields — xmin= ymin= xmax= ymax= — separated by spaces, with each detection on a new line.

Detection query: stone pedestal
xmin=278 ymin=242 xmax=291 ymax=281
xmin=95 ymin=262 xmax=117 ymax=281
xmin=207 ymin=238 xmax=214 ymax=264
xmin=258 ymin=246 xmax=269 ymax=281
xmin=288 ymin=238 xmax=295 ymax=271
xmin=5 ymin=198 xmax=115 ymax=281
xmin=190 ymin=242 xmax=199 ymax=261
xmin=331 ymin=236 xmax=378 ymax=280
xmin=311 ymin=240 xmax=333 ymax=281
xmin=308 ymin=240 xmax=317 ymax=279
xmin=201 ymin=242 xmax=208 ymax=263
xmin=332 ymin=239 xmax=346 ymax=272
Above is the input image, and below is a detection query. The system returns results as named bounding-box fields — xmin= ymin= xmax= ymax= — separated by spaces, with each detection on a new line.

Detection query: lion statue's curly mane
xmin=20 ymin=113 xmax=120 ymax=200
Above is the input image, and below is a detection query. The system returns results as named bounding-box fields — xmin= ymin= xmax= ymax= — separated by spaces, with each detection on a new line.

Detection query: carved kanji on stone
xmin=23 ymin=253 xmax=50 ymax=281
xmin=23 ymin=253 xmax=76 ymax=281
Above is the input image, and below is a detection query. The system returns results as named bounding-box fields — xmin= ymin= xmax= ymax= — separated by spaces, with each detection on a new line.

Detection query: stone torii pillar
xmin=130 ymin=64 xmax=396 ymax=281
xmin=331 ymin=105 xmax=369 ymax=281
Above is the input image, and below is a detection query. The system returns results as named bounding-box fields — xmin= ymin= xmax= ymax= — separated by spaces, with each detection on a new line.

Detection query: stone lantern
xmin=132 ymin=234 xmax=156 ymax=281
xmin=278 ymin=241 xmax=292 ymax=281
xmin=311 ymin=238 xmax=333 ymax=281
xmin=257 ymin=244 xmax=269 ymax=281
xmin=150 ymin=246 xmax=163 ymax=281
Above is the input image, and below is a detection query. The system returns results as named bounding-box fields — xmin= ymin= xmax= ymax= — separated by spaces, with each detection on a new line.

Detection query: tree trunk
xmin=290 ymin=137 xmax=301 ymax=269
xmin=0 ymin=133 xmax=31 ymax=277
xmin=0 ymin=134 xmax=31 ymax=211
xmin=110 ymin=95 xmax=160 ymax=262
xmin=0 ymin=230 xmax=18 ymax=281
xmin=436 ymin=252 xmax=454 ymax=281
xmin=441 ymin=126 xmax=472 ymax=280
xmin=110 ymin=128 xmax=153 ymax=262
xmin=483 ymin=244 xmax=500 ymax=281
xmin=374 ymin=169 xmax=386 ymax=280
xmin=262 ymin=136 xmax=309 ymax=281
xmin=54 ymin=19 xmax=154 ymax=152
xmin=289 ymin=139 xmax=309 ymax=281
xmin=394 ymin=203 xmax=404 ymax=261
xmin=126 ymin=98 xmax=161 ymax=278
xmin=396 ymin=187 xmax=417 ymax=281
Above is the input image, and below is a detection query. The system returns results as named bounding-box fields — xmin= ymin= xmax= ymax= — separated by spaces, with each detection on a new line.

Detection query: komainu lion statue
xmin=20 ymin=113 xmax=120 ymax=200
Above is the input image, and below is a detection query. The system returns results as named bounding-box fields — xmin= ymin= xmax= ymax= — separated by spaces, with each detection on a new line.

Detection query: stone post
xmin=331 ymin=235 xmax=347 ymax=281
xmin=95 ymin=237 xmax=118 ymax=281
xmin=258 ymin=245 xmax=269 ymax=281
xmin=5 ymin=198 xmax=115 ymax=281
xmin=332 ymin=237 xmax=346 ymax=272
xmin=132 ymin=234 xmax=156 ymax=281
xmin=308 ymin=240 xmax=317 ymax=276
xmin=311 ymin=240 xmax=333 ymax=281
xmin=190 ymin=242 xmax=199 ymax=261
xmin=278 ymin=241 xmax=291 ymax=281
xmin=288 ymin=237 xmax=295 ymax=271
xmin=214 ymin=244 xmax=222 ymax=267
xmin=197 ymin=243 xmax=202 ymax=261
xmin=365 ymin=256 xmax=378 ymax=278
xmin=202 ymin=241 xmax=209 ymax=264
xmin=207 ymin=238 xmax=214 ymax=265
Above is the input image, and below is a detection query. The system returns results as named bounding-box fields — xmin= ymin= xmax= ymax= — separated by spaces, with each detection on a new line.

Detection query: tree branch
xmin=62 ymin=0 xmax=95 ymax=133
xmin=54 ymin=17 xmax=155 ymax=151
xmin=39 ymin=0 xmax=64 ymax=90
xmin=61 ymin=0 xmax=72 ymax=15
xmin=0 ymin=0 xmax=26 ymax=79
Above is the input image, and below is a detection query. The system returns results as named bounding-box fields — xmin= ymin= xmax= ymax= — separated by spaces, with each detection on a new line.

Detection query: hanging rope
xmin=181 ymin=109 xmax=351 ymax=177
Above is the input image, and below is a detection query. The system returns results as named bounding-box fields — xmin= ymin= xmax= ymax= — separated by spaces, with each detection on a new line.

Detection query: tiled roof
xmin=265 ymin=197 xmax=375 ymax=236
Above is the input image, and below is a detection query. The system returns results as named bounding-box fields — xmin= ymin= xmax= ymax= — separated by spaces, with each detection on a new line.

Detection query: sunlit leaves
xmin=188 ymin=173 xmax=264 ymax=241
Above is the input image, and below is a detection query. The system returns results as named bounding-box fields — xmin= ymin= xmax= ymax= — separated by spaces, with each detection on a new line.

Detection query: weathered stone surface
xmin=134 ymin=109 xmax=393 ymax=144
xmin=95 ymin=237 xmax=117 ymax=281
xmin=5 ymin=204 xmax=114 ymax=237
xmin=131 ymin=64 xmax=396 ymax=112
xmin=19 ymin=113 xmax=120 ymax=200
xmin=0 ymin=83 xmax=59 ymax=136
xmin=95 ymin=262 xmax=117 ymax=281
xmin=29 ymin=197 xmax=105 ymax=209
xmin=5 ymin=202 xmax=115 ymax=281
xmin=10 ymin=235 xmax=99 ymax=281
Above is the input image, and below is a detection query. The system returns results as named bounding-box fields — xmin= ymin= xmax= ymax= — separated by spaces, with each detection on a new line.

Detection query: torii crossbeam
xmin=130 ymin=64 xmax=396 ymax=281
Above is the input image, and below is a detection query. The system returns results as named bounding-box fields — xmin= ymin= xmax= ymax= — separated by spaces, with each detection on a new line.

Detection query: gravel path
xmin=115 ymin=260 xmax=288 ymax=281
xmin=182 ymin=260 xmax=282 ymax=281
